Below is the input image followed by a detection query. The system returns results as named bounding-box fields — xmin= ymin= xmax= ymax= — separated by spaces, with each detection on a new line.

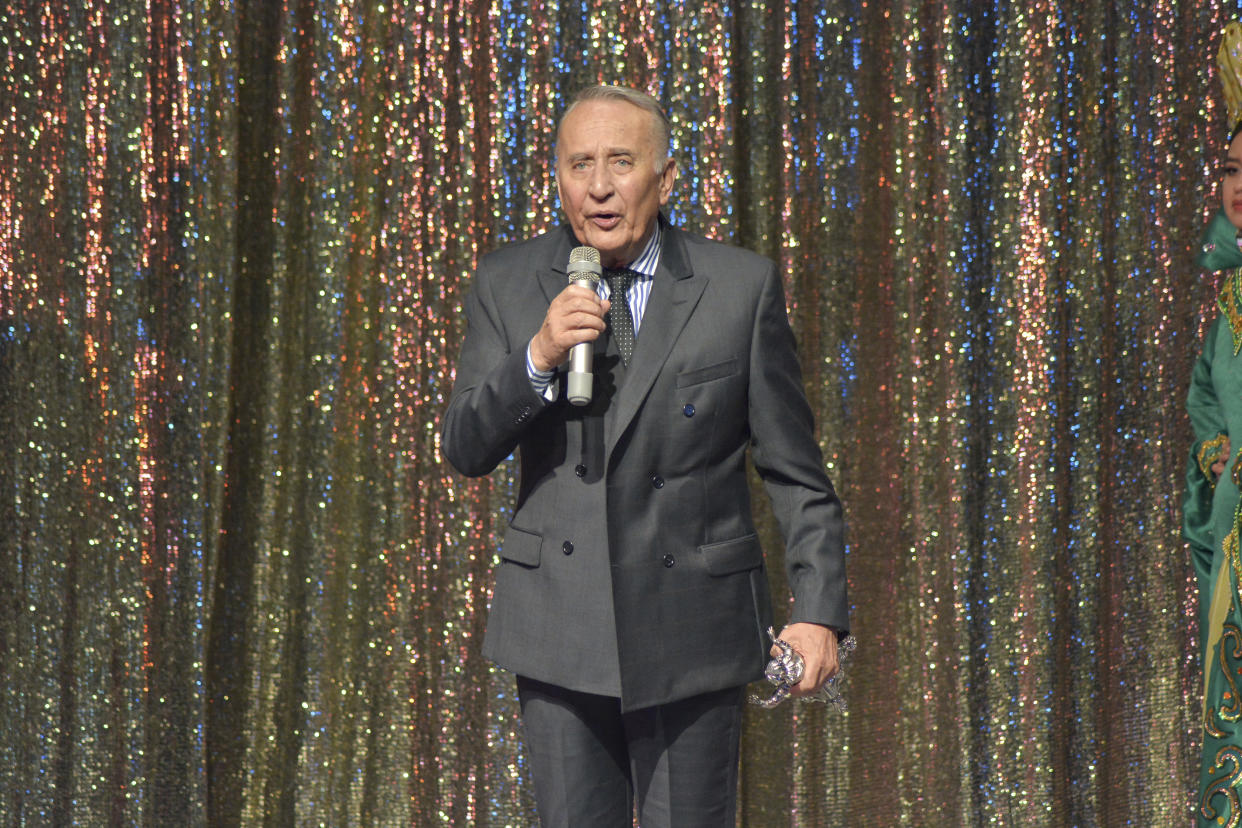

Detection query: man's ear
xmin=658 ymin=159 xmax=678 ymax=204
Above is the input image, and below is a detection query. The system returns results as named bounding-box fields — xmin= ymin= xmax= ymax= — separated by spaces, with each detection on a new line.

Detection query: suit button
xmin=683 ymin=403 xmax=695 ymax=417
xmin=575 ymin=464 xmax=587 ymax=477
xmin=562 ymin=541 xmax=574 ymax=555
xmin=651 ymin=475 xmax=664 ymax=489
xmin=662 ymin=553 xmax=675 ymax=568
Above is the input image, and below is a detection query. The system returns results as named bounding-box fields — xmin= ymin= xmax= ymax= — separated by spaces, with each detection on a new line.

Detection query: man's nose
xmin=588 ymin=165 xmax=613 ymax=198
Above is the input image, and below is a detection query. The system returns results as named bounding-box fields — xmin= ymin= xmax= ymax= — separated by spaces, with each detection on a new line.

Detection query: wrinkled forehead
xmin=555 ymin=98 xmax=669 ymax=160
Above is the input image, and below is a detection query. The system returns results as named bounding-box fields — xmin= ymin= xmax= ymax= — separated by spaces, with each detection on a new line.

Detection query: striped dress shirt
xmin=526 ymin=226 xmax=661 ymax=396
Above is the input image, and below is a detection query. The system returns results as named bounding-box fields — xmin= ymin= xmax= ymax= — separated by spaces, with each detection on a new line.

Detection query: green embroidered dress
xmin=1186 ymin=209 xmax=1242 ymax=827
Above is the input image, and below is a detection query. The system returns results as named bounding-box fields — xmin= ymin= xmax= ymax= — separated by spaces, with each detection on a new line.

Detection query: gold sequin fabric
xmin=0 ymin=0 xmax=1221 ymax=824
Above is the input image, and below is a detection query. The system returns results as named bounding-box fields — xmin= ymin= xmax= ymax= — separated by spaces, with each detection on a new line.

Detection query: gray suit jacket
xmin=442 ymin=221 xmax=847 ymax=711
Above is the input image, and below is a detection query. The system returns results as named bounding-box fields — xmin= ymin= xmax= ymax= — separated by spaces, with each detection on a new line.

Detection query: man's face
xmin=556 ymin=99 xmax=677 ymax=269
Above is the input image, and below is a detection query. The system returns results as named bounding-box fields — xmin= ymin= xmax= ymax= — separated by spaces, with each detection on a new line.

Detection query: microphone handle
xmin=567 ymin=341 xmax=592 ymax=406
xmin=566 ymin=272 xmax=597 ymax=406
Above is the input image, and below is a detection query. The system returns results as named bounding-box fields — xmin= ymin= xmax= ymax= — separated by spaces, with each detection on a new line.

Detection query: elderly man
xmin=442 ymin=85 xmax=849 ymax=827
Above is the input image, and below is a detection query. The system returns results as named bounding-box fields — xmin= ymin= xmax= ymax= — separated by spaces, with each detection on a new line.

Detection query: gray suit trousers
xmin=516 ymin=676 xmax=744 ymax=827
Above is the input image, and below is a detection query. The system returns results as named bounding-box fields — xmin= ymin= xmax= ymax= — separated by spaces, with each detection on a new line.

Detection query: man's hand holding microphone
xmin=528 ymin=246 xmax=609 ymax=406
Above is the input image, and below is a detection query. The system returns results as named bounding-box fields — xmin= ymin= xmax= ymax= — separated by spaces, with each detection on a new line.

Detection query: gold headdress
xmin=1220 ymin=22 xmax=1242 ymax=130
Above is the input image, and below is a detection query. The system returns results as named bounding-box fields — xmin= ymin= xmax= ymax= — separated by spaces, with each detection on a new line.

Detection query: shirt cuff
xmin=526 ymin=343 xmax=558 ymax=401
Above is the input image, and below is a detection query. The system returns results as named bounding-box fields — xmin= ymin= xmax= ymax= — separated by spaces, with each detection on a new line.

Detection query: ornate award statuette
xmin=748 ymin=626 xmax=857 ymax=710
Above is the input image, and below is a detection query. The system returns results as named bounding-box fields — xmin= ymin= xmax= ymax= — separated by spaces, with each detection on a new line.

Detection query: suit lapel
xmin=537 ymin=226 xmax=576 ymax=306
xmin=606 ymin=225 xmax=708 ymax=452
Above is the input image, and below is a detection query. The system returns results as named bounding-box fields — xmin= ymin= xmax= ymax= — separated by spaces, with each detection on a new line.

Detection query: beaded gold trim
xmin=1202 ymin=433 xmax=1231 ymax=482
xmin=1220 ymin=269 xmax=1242 ymax=356
xmin=1203 ymin=745 xmax=1242 ymax=828
xmin=1218 ymin=623 xmax=1242 ymax=726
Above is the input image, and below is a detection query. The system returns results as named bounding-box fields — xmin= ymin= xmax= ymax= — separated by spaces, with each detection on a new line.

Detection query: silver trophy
xmin=749 ymin=626 xmax=857 ymax=710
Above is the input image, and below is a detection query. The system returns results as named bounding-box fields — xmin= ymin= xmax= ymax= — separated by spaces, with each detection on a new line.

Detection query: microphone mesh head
xmin=567 ymin=246 xmax=601 ymax=284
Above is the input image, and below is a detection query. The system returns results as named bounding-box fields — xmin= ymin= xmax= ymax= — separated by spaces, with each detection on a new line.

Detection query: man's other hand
xmin=773 ymin=622 xmax=839 ymax=698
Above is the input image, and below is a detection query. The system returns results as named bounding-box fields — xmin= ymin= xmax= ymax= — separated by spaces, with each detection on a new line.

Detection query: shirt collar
xmin=626 ymin=223 xmax=661 ymax=278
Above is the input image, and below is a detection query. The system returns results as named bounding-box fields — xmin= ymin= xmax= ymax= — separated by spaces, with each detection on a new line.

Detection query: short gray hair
xmin=558 ymin=85 xmax=672 ymax=165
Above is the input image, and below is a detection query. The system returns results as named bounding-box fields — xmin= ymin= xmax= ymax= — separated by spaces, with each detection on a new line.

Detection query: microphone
xmin=566 ymin=246 xmax=602 ymax=406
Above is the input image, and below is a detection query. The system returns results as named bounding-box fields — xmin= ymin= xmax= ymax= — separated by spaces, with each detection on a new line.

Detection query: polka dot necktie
xmin=605 ymin=268 xmax=636 ymax=365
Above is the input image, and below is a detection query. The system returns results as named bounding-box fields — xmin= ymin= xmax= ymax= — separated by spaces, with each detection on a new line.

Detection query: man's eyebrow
xmin=563 ymin=147 xmax=637 ymax=162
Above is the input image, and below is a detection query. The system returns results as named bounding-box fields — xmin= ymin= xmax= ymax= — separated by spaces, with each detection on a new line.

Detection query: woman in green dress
xmin=1186 ymin=120 xmax=1242 ymax=827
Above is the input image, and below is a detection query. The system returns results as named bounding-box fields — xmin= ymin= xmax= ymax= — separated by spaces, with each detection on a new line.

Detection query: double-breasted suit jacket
xmin=442 ymin=220 xmax=848 ymax=712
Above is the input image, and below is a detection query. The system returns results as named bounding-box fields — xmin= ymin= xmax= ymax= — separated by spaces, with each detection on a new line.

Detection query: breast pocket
xmin=676 ymin=357 xmax=739 ymax=389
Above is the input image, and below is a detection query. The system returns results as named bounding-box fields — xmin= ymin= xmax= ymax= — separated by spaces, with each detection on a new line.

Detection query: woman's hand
xmin=1215 ymin=438 xmax=1232 ymax=478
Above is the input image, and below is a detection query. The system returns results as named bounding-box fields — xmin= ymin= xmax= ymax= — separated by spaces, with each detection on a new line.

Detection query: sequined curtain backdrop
xmin=0 ymin=0 xmax=1224 ymax=825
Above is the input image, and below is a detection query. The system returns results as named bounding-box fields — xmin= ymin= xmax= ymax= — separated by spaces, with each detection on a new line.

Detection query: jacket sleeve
xmin=441 ymin=255 xmax=552 ymax=478
xmin=745 ymin=262 xmax=849 ymax=633
xmin=1184 ymin=315 xmax=1227 ymax=582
